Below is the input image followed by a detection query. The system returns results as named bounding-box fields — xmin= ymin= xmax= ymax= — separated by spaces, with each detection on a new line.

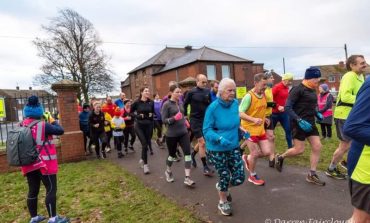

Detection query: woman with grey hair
xmin=203 ymin=78 xmax=245 ymax=216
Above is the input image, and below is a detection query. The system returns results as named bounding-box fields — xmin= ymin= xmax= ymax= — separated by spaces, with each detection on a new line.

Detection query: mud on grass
xmin=0 ymin=160 xmax=201 ymax=223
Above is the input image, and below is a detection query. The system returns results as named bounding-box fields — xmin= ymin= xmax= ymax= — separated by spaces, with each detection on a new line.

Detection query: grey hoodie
xmin=161 ymin=100 xmax=188 ymax=137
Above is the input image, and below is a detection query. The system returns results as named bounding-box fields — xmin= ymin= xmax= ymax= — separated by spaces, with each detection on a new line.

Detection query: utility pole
xmin=283 ymin=57 xmax=286 ymax=74
xmin=344 ymin=44 xmax=348 ymax=60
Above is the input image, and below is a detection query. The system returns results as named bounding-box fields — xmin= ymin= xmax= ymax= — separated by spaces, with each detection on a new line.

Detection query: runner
xmin=271 ymin=73 xmax=294 ymax=149
xmin=239 ymin=73 xmax=271 ymax=186
xmin=131 ymin=87 xmax=155 ymax=174
xmin=161 ymin=84 xmax=195 ymax=186
xmin=343 ymin=77 xmax=370 ymax=223
xmin=153 ymin=93 xmax=164 ymax=148
xmin=264 ymin=72 xmax=277 ymax=167
xmin=183 ymin=74 xmax=214 ymax=176
xmin=326 ymin=55 xmax=366 ymax=180
xmin=203 ymin=78 xmax=245 ymax=216
xmin=89 ymin=101 xmax=107 ymax=159
xmin=275 ymin=67 xmax=326 ymax=186
xmin=111 ymin=108 xmax=126 ymax=158
xmin=122 ymin=99 xmax=136 ymax=154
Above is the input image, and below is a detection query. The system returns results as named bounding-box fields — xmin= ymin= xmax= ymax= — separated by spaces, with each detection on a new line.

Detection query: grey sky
xmin=1 ymin=0 xmax=369 ymax=93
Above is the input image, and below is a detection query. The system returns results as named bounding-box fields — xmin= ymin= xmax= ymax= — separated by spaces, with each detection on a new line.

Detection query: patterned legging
xmin=207 ymin=148 xmax=245 ymax=192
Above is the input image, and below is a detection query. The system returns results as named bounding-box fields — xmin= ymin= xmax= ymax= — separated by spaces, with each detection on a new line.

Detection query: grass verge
xmin=0 ymin=160 xmax=200 ymax=223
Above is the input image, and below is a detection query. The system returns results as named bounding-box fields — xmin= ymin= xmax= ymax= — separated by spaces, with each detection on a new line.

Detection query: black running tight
xmin=166 ymin=133 xmax=191 ymax=169
xmin=26 ymin=170 xmax=57 ymax=218
xmin=134 ymin=122 xmax=153 ymax=164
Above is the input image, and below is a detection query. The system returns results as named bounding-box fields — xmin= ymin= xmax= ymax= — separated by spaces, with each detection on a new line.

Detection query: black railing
xmin=0 ymin=95 xmax=58 ymax=147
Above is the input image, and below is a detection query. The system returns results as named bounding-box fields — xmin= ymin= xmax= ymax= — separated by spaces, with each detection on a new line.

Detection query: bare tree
xmin=33 ymin=8 xmax=115 ymax=102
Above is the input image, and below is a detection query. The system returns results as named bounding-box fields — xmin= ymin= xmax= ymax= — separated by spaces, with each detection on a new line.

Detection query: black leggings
xmin=26 ymin=170 xmax=57 ymax=218
xmin=83 ymin=132 xmax=93 ymax=152
xmin=114 ymin=135 xmax=124 ymax=151
xmin=166 ymin=133 xmax=191 ymax=169
xmin=91 ymin=131 xmax=107 ymax=156
xmin=153 ymin=120 xmax=163 ymax=139
xmin=320 ymin=123 xmax=332 ymax=138
xmin=134 ymin=122 xmax=153 ymax=164
xmin=123 ymin=126 xmax=136 ymax=148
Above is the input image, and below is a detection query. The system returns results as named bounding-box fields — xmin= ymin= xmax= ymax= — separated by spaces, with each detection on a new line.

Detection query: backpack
xmin=6 ymin=120 xmax=41 ymax=166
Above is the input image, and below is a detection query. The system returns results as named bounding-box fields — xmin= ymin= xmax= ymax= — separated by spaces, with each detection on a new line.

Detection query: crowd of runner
xmin=74 ymin=54 xmax=369 ymax=221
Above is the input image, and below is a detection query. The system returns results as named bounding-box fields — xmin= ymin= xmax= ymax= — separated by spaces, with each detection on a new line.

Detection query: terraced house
xmin=121 ymin=46 xmax=281 ymax=98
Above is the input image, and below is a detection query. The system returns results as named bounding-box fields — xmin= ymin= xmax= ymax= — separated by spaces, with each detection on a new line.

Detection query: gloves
xmin=267 ymin=102 xmax=276 ymax=108
xmin=174 ymin=111 xmax=183 ymax=121
xmin=297 ymin=119 xmax=312 ymax=132
xmin=244 ymin=131 xmax=250 ymax=139
xmin=219 ymin=137 xmax=232 ymax=147
xmin=315 ymin=112 xmax=323 ymax=121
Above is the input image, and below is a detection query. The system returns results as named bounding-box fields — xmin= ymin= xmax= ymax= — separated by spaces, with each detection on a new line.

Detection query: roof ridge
xmin=203 ymin=46 xmax=252 ymax=61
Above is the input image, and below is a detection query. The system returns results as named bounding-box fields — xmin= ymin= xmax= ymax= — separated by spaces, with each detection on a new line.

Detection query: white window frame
xmin=206 ymin=65 xmax=216 ymax=80
xmin=328 ymin=75 xmax=336 ymax=83
xmin=221 ymin=65 xmax=230 ymax=79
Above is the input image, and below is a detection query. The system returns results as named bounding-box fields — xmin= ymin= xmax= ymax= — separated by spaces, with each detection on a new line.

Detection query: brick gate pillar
xmin=51 ymin=80 xmax=85 ymax=163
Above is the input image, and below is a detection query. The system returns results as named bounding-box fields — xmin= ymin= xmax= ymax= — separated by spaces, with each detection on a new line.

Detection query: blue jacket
xmin=79 ymin=111 xmax=90 ymax=134
xmin=203 ymin=98 xmax=240 ymax=152
xmin=343 ymin=78 xmax=370 ymax=184
xmin=115 ymin=99 xmax=124 ymax=109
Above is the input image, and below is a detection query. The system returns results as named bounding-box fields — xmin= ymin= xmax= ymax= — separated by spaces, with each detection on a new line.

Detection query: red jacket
xmin=102 ymin=102 xmax=117 ymax=118
xmin=272 ymin=82 xmax=289 ymax=113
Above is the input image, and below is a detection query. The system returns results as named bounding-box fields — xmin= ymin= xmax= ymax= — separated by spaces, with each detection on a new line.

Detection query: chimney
xmin=185 ymin=45 xmax=192 ymax=51
xmin=29 ymin=87 xmax=32 ymax=90
xmin=16 ymin=86 xmax=20 ymax=90
xmin=339 ymin=61 xmax=345 ymax=68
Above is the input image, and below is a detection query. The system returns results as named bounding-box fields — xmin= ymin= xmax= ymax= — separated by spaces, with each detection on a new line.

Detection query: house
xmin=0 ymin=87 xmax=56 ymax=122
xmin=314 ymin=61 xmax=370 ymax=93
xmin=121 ymin=46 xmax=282 ymax=98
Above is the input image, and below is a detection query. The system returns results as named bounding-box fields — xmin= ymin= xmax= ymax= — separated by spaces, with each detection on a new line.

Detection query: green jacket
xmin=334 ymin=71 xmax=364 ymax=120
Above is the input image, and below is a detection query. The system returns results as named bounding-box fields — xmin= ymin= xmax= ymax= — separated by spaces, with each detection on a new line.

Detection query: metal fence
xmin=0 ymin=95 xmax=58 ymax=147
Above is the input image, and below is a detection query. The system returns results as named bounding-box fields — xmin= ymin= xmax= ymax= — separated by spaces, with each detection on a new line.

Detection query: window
xmin=206 ymin=65 xmax=216 ymax=80
xmin=328 ymin=75 xmax=336 ymax=82
xmin=221 ymin=65 xmax=230 ymax=78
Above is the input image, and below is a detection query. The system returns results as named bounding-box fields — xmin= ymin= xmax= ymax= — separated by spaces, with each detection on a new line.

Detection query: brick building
xmin=314 ymin=61 xmax=370 ymax=92
xmin=121 ymin=46 xmax=281 ymax=98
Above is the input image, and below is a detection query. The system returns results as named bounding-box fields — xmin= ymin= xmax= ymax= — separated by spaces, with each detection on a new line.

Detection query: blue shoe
xmin=30 ymin=215 xmax=46 ymax=223
xmin=48 ymin=216 xmax=70 ymax=223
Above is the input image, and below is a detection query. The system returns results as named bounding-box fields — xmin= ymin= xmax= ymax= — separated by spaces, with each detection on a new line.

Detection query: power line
xmin=0 ymin=35 xmax=343 ymax=49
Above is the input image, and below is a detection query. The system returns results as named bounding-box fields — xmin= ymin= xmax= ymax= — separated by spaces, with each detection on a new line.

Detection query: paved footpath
xmin=107 ymin=141 xmax=352 ymax=223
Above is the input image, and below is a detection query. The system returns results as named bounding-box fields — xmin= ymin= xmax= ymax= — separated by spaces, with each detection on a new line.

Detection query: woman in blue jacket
xmin=203 ymin=78 xmax=245 ymax=216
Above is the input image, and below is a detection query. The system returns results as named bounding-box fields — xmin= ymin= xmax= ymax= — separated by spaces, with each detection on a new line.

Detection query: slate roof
xmin=129 ymin=46 xmax=253 ymax=75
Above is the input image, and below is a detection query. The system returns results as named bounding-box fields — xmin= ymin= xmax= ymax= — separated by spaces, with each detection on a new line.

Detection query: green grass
xmin=273 ymin=124 xmax=342 ymax=171
xmin=0 ymin=160 xmax=200 ymax=223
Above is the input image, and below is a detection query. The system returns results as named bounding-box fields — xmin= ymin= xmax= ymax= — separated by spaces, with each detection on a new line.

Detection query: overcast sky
xmin=1 ymin=0 xmax=369 ymax=94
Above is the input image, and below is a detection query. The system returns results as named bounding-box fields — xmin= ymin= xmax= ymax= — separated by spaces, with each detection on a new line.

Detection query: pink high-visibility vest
xmin=20 ymin=118 xmax=58 ymax=176
xmin=317 ymin=93 xmax=333 ymax=118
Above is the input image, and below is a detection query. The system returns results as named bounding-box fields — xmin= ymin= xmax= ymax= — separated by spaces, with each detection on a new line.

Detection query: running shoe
xmin=242 ymin=154 xmax=250 ymax=171
xmin=218 ymin=201 xmax=232 ymax=216
xmin=339 ymin=160 xmax=348 ymax=171
xmin=30 ymin=215 xmax=46 ymax=223
xmin=139 ymin=159 xmax=144 ymax=168
xmin=124 ymin=148 xmax=128 ymax=154
xmin=129 ymin=145 xmax=135 ymax=151
xmin=325 ymin=168 xmax=346 ymax=180
xmin=143 ymin=164 xmax=150 ymax=174
xmin=306 ymin=173 xmax=326 ymax=186
xmin=203 ymin=166 xmax=214 ymax=177
xmin=101 ymin=151 xmax=107 ymax=159
xmin=275 ymin=154 xmax=284 ymax=172
xmin=215 ymin=183 xmax=232 ymax=202
xmin=105 ymin=146 xmax=111 ymax=153
xmin=184 ymin=177 xmax=195 ymax=186
xmin=248 ymin=175 xmax=265 ymax=186
xmin=269 ymin=158 xmax=275 ymax=168
xmin=47 ymin=215 xmax=70 ymax=223
xmin=191 ymin=153 xmax=197 ymax=168
xmin=165 ymin=170 xmax=174 ymax=182
xmin=118 ymin=152 xmax=124 ymax=158
xmin=150 ymin=150 xmax=154 ymax=155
